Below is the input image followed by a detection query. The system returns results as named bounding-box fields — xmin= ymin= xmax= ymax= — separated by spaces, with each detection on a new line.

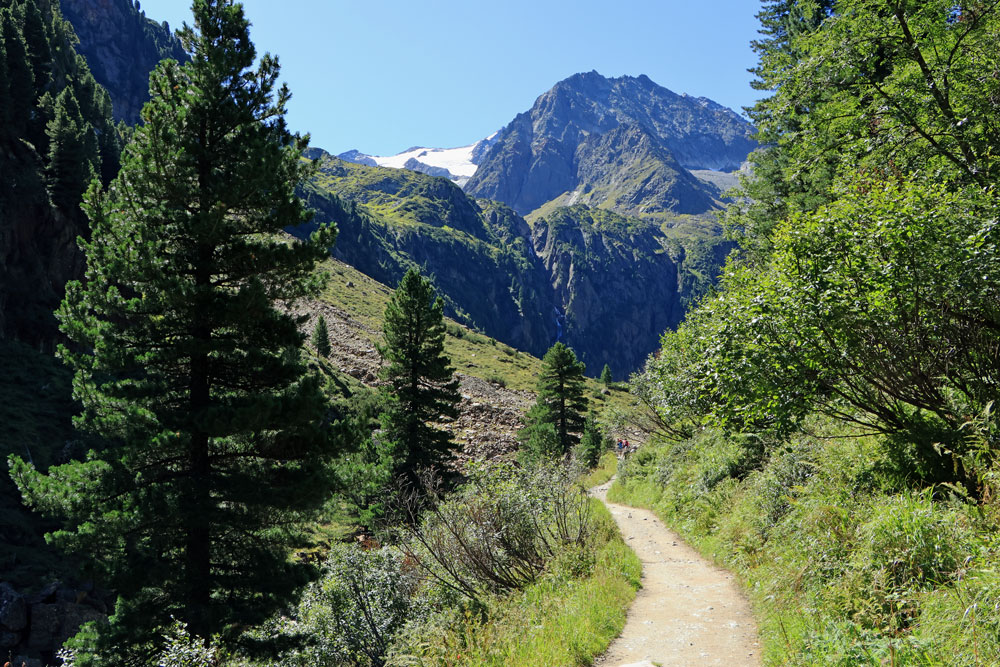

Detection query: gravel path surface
xmin=592 ymin=479 xmax=762 ymax=667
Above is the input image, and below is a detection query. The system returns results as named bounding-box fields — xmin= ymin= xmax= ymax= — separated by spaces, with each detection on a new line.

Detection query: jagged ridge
xmin=465 ymin=71 xmax=756 ymax=218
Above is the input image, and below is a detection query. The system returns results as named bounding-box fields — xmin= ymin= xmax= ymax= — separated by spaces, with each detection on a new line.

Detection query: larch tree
xmin=377 ymin=267 xmax=460 ymax=487
xmin=11 ymin=0 xmax=337 ymax=659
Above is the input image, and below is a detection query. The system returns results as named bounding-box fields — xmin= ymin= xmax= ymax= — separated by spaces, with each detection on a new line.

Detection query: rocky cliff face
xmin=465 ymin=71 xmax=756 ymax=217
xmin=531 ymin=205 xmax=714 ymax=376
xmin=59 ymin=0 xmax=186 ymax=124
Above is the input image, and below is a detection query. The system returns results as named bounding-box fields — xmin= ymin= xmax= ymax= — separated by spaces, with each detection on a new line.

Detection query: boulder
xmin=0 ymin=583 xmax=27 ymax=632
xmin=26 ymin=601 xmax=104 ymax=653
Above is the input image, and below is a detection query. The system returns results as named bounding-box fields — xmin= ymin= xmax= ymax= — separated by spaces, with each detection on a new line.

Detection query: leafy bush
xmin=285 ymin=543 xmax=421 ymax=667
xmin=398 ymin=461 xmax=592 ymax=606
xmin=386 ymin=499 xmax=639 ymax=667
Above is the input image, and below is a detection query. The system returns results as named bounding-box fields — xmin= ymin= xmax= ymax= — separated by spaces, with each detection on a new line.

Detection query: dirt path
xmin=593 ymin=478 xmax=762 ymax=667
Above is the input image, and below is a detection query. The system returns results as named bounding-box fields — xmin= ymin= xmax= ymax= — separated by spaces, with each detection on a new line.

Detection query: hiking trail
xmin=592 ymin=478 xmax=762 ymax=667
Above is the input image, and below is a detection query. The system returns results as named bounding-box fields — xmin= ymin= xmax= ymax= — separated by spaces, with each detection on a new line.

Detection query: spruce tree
xmin=312 ymin=314 xmax=332 ymax=357
xmin=521 ymin=342 xmax=587 ymax=456
xmin=11 ymin=0 xmax=337 ymax=658
xmin=377 ymin=267 xmax=460 ymax=485
xmin=600 ymin=363 xmax=613 ymax=386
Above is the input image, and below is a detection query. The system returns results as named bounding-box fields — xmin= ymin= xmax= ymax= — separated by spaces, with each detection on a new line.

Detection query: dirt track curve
xmin=592 ymin=478 xmax=762 ymax=667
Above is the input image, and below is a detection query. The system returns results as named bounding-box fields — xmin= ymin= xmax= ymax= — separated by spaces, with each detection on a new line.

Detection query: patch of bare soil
xmin=592 ymin=479 xmax=762 ymax=667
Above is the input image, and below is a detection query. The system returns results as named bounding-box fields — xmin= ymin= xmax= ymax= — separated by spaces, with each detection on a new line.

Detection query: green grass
xmin=582 ymin=450 xmax=619 ymax=488
xmin=393 ymin=498 xmax=641 ymax=666
xmin=608 ymin=420 xmax=1000 ymax=666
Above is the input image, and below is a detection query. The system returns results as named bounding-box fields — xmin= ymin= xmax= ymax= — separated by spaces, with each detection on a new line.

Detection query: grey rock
xmin=466 ymin=71 xmax=757 ymax=217
xmin=0 ymin=583 xmax=27 ymax=631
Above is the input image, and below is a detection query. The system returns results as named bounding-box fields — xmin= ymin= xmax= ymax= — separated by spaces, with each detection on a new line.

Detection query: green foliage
xmin=575 ymin=413 xmax=611 ymax=469
xmin=10 ymin=0 xmax=338 ymax=658
xmin=600 ymin=363 xmax=613 ymax=386
xmin=519 ymin=343 xmax=588 ymax=460
xmin=517 ymin=404 xmax=561 ymax=465
xmin=397 ymin=461 xmax=593 ymax=606
xmin=61 ymin=620 xmax=225 ymax=667
xmin=581 ymin=450 xmax=620 ymax=488
xmin=388 ymin=498 xmax=639 ymax=667
xmin=311 ymin=314 xmax=332 ymax=358
xmin=331 ymin=390 xmax=397 ymax=531
xmin=654 ymin=177 xmax=1000 ymax=479
xmin=0 ymin=340 xmax=79 ymax=587
xmin=378 ymin=268 xmax=460 ymax=487
xmin=731 ymin=0 xmax=1000 ymax=256
xmin=286 ymin=544 xmax=421 ymax=667
xmin=0 ymin=0 xmax=122 ymax=343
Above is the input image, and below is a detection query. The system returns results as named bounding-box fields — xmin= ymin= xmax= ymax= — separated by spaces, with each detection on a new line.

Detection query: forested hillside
xmin=615 ymin=1 xmax=1000 ymax=663
xmin=59 ymin=0 xmax=186 ymax=124
xmin=0 ymin=0 xmax=122 ymax=346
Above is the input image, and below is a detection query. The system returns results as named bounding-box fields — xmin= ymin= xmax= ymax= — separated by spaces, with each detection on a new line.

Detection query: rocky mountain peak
xmin=465 ymin=71 xmax=756 ymax=217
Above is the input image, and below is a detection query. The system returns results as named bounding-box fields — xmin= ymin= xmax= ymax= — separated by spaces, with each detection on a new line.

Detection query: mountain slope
xmin=465 ymin=71 xmax=756 ymax=217
xmin=337 ymin=133 xmax=500 ymax=187
xmin=531 ymin=205 xmax=727 ymax=374
xmin=60 ymin=0 xmax=186 ymax=124
xmin=299 ymin=152 xmax=727 ymax=377
xmin=299 ymin=150 xmax=558 ymax=360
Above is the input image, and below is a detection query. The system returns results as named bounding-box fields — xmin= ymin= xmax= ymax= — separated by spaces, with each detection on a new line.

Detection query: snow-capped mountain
xmin=337 ymin=132 xmax=500 ymax=187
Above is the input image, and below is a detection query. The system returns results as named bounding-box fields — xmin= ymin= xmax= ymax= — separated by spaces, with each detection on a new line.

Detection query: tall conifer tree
xmin=520 ymin=342 xmax=587 ymax=457
xmin=312 ymin=314 xmax=331 ymax=358
xmin=12 ymin=0 xmax=337 ymax=658
xmin=378 ymin=268 xmax=460 ymax=485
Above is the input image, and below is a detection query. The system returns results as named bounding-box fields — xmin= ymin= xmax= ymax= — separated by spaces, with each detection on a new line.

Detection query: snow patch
xmin=339 ymin=132 xmax=501 ymax=186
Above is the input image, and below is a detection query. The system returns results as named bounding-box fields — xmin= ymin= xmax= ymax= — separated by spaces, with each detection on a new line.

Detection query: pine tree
xmin=377 ymin=267 xmax=460 ymax=486
xmin=0 ymin=9 xmax=33 ymax=139
xmin=521 ymin=342 xmax=587 ymax=457
xmin=11 ymin=0 xmax=337 ymax=658
xmin=517 ymin=403 xmax=561 ymax=465
xmin=46 ymin=87 xmax=97 ymax=216
xmin=312 ymin=314 xmax=331 ymax=357
xmin=600 ymin=363 xmax=613 ymax=386
xmin=575 ymin=412 xmax=609 ymax=468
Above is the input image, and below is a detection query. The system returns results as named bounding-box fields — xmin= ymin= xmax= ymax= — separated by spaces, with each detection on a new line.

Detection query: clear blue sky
xmin=137 ymin=1 xmax=763 ymax=156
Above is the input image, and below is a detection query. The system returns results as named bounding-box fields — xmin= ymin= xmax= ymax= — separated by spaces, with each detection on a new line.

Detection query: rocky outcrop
xmin=465 ymin=71 xmax=756 ymax=217
xmin=531 ymin=205 xmax=695 ymax=376
xmin=299 ymin=154 xmax=559 ymax=360
xmin=0 ymin=581 xmax=107 ymax=664
xmin=59 ymin=0 xmax=187 ymax=124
